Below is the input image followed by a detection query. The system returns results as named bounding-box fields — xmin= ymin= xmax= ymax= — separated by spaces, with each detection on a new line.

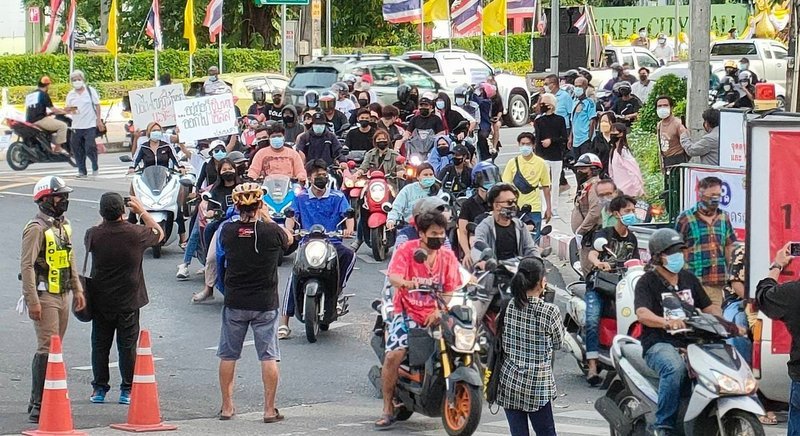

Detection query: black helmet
xmin=562 ymin=69 xmax=579 ymax=84
xmin=397 ymin=84 xmax=411 ymax=103
xmin=648 ymin=228 xmax=687 ymax=257
xmin=252 ymin=89 xmax=266 ymax=104
xmin=613 ymin=81 xmax=632 ymax=93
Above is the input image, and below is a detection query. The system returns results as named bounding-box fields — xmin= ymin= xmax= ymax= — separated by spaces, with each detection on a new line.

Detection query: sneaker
xmin=119 ymin=389 xmax=131 ymax=405
xmin=176 ymin=263 xmax=189 ymax=280
xmin=90 ymin=388 xmax=108 ymax=403
xmin=76 ymin=173 xmax=88 ymax=179
xmin=92 ymin=170 xmax=99 ymax=178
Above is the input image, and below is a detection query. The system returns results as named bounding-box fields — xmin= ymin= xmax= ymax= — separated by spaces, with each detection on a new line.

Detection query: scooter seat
xmin=620 ymin=343 xmax=660 ymax=382
xmin=569 ymin=282 xmax=586 ymax=299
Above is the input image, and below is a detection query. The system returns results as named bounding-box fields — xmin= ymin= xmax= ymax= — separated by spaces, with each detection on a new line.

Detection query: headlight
xmin=370 ymin=184 xmax=386 ymax=202
xmin=345 ymin=179 xmax=354 ymax=188
xmin=305 ymin=240 xmax=328 ymax=268
xmin=713 ymin=370 xmax=756 ymax=395
xmin=452 ymin=325 xmax=477 ymax=352
xmin=410 ymin=155 xmax=422 ymax=166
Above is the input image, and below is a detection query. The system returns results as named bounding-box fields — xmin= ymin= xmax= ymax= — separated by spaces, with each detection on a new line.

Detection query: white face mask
xmin=656 ymin=107 xmax=671 ymax=119
xmin=72 ymin=80 xmax=84 ymax=90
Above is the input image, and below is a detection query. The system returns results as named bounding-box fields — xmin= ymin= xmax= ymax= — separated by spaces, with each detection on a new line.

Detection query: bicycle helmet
xmin=573 ymin=153 xmax=603 ymax=169
xmin=396 ymin=84 xmax=411 ymax=103
xmin=648 ymin=228 xmax=687 ymax=257
xmin=304 ymin=90 xmax=320 ymax=109
xmin=232 ymin=182 xmax=264 ymax=207
xmin=471 ymin=161 xmax=501 ymax=189
xmin=33 ymin=176 xmax=73 ymax=202
xmin=319 ymin=91 xmax=336 ymax=111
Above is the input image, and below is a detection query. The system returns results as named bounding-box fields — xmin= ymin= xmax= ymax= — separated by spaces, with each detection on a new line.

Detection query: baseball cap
xmin=412 ymin=196 xmax=448 ymax=218
xmin=39 ymin=76 xmax=52 ymax=86
xmin=453 ymin=145 xmax=469 ymax=156
xmin=312 ymin=112 xmax=327 ymax=125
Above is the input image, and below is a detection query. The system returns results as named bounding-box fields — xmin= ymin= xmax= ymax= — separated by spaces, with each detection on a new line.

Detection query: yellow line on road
xmin=0 ymin=180 xmax=37 ymax=192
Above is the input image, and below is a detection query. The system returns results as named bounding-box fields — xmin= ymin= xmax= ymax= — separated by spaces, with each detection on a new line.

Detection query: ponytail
xmin=509 ymin=257 xmax=545 ymax=308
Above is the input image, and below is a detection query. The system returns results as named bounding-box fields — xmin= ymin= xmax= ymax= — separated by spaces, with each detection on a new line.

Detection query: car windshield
xmin=141 ymin=166 xmax=169 ymax=193
xmin=404 ymin=58 xmax=441 ymax=74
xmin=711 ymin=43 xmax=757 ymax=56
xmin=289 ymin=68 xmax=338 ymax=89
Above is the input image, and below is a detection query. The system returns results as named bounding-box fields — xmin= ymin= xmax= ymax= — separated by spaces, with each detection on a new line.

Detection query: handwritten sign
xmin=129 ymin=84 xmax=186 ymax=128
xmin=718 ymin=109 xmax=747 ymax=169
xmin=173 ymin=94 xmax=238 ymax=142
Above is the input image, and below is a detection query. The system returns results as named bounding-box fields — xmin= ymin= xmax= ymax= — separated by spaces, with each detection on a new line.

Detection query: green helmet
xmin=648 ymin=228 xmax=687 ymax=257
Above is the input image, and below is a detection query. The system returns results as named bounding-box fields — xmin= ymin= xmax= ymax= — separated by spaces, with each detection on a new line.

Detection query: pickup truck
xmin=709 ymin=39 xmax=789 ymax=89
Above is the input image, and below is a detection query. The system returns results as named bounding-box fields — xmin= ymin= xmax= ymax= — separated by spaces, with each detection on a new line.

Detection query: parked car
xmin=710 ymin=38 xmax=788 ymax=89
xmin=187 ymin=72 xmax=290 ymax=114
xmin=398 ymin=49 xmax=531 ymax=127
xmin=285 ymin=54 xmax=445 ymax=108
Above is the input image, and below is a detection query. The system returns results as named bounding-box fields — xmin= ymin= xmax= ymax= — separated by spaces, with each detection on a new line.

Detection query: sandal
xmin=586 ymin=370 xmax=602 ymax=387
xmin=218 ymin=408 xmax=235 ymax=421
xmin=759 ymin=413 xmax=778 ymax=425
xmin=277 ymin=325 xmax=291 ymax=340
xmin=374 ymin=414 xmax=397 ymax=431
xmin=191 ymin=290 xmax=214 ymax=303
xmin=263 ymin=408 xmax=284 ymax=423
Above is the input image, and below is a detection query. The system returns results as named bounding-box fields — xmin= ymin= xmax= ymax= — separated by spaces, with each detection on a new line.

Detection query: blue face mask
xmin=270 ymin=136 xmax=285 ymax=149
xmin=312 ymin=124 xmax=326 ymax=135
xmin=663 ymin=252 xmax=685 ymax=274
xmin=213 ymin=150 xmax=227 ymax=160
xmin=573 ymin=87 xmax=585 ymax=97
xmin=150 ymin=131 xmax=163 ymax=142
xmin=455 ymin=97 xmax=466 ymax=106
xmin=519 ymin=145 xmax=533 ymax=157
xmin=435 ymin=101 xmax=446 ymax=110
xmin=420 ymin=176 xmax=436 ymax=188
xmin=620 ymin=212 xmax=638 ymax=227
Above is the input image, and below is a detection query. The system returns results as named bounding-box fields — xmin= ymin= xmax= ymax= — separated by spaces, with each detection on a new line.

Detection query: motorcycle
xmin=5 ymin=116 xmax=75 ymax=171
xmin=262 ymin=174 xmax=302 ymax=263
xmin=341 ymin=148 xmax=367 ymax=212
xmin=360 ymin=169 xmax=396 ymax=261
xmin=405 ymin=128 xmax=436 ymax=161
xmin=368 ymin=259 xmax=483 ymax=435
xmin=596 ymin=310 xmax=765 ymax=436
xmin=287 ymin=208 xmax=355 ymax=343
xmin=120 ymin=155 xmax=181 ymax=258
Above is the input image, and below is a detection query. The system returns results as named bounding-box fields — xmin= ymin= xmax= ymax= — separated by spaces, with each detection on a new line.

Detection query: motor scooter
xmin=360 ymin=169 xmax=396 ymax=261
xmin=5 ymin=116 xmax=75 ymax=171
xmin=262 ymin=174 xmax=302 ymax=263
xmin=342 ymin=149 xmax=367 ymax=212
xmin=287 ymin=208 xmax=355 ymax=343
xmin=596 ymin=308 xmax=765 ymax=436
xmin=405 ymin=128 xmax=436 ymax=161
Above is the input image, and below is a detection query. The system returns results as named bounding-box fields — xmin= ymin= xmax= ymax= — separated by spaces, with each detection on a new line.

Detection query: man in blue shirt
xmin=278 ymin=159 xmax=356 ymax=339
xmin=544 ymin=74 xmax=574 ymax=131
xmin=570 ymin=77 xmax=597 ymax=157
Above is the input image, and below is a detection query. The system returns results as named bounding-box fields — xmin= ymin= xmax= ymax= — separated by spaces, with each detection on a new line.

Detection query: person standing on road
xmin=20 ymin=176 xmax=86 ymax=423
xmin=25 ymin=76 xmax=73 ymax=155
xmin=497 ymin=257 xmax=562 ymax=436
xmin=215 ymin=183 xmax=291 ymax=422
xmin=533 ymin=94 xmax=568 ymax=219
xmin=675 ymin=176 xmax=737 ymax=307
xmin=679 ymin=108 xmax=720 ymax=166
xmin=607 ymin=123 xmax=645 ymax=198
xmin=502 ymin=132 xmax=552 ymax=236
xmin=655 ymin=96 xmax=689 ymax=170
xmin=570 ymin=77 xmax=597 ymax=160
xmin=65 ymin=70 xmax=103 ymax=178
xmin=86 ymin=193 xmax=164 ymax=405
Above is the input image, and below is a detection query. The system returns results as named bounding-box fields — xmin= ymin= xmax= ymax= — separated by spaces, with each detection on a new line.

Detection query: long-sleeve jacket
xmin=680 ymin=126 xmax=720 ymax=166
xmin=571 ymin=176 xmax=602 ymax=236
xmin=756 ymin=277 xmax=800 ymax=381
xmin=387 ymin=182 xmax=448 ymax=224
xmin=296 ymin=130 xmax=344 ymax=166
xmin=20 ymin=213 xmax=82 ymax=306
xmin=470 ymin=215 xmax=538 ymax=262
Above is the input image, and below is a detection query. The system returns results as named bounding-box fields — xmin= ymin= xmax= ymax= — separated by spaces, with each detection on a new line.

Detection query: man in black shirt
xmin=215 ymin=183 xmax=292 ymax=422
xmin=344 ymin=108 xmax=376 ymax=151
xmin=611 ymin=81 xmax=641 ymax=128
xmin=25 ymin=76 xmax=72 ymax=154
xmin=438 ymin=145 xmax=472 ymax=197
xmin=264 ymin=90 xmax=285 ymax=122
xmin=402 ymin=92 xmax=446 ymax=142
xmin=320 ymin=91 xmax=349 ymax=134
xmin=456 ymin=161 xmax=499 ymax=265
xmin=633 ymin=228 xmax=722 ymax=436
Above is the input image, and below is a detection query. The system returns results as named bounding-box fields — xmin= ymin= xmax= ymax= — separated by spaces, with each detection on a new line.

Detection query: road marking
xmin=0 ymin=181 xmax=37 ymax=192
xmin=0 ymin=190 xmax=100 ymax=204
xmin=72 ymin=357 xmax=163 ymax=371
xmin=554 ymin=409 xmax=604 ymax=420
xmin=327 ymin=322 xmax=353 ymax=330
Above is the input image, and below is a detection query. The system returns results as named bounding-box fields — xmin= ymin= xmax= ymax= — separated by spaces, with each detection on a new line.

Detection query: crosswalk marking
xmin=0 ymin=164 xmax=132 ymax=181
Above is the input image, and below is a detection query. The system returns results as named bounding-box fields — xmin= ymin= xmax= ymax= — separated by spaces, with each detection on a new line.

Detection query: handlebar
xmin=294 ymin=230 xmax=349 ymax=238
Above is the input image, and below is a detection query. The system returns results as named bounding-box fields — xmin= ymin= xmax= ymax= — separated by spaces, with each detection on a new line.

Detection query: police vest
xmin=29 ymin=220 xmax=73 ymax=294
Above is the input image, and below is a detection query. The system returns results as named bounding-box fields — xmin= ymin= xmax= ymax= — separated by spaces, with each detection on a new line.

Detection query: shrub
xmin=494 ymin=61 xmax=532 ymax=76
xmin=427 ymin=34 xmax=533 ymax=64
xmin=628 ymin=126 xmax=663 ymax=205
xmin=637 ymin=74 xmax=687 ymax=133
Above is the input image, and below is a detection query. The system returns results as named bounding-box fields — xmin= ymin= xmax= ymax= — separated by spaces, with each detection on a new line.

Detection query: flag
xmin=61 ymin=0 xmax=77 ymax=52
xmin=184 ymin=0 xmax=197 ymax=54
xmin=203 ymin=0 xmax=223 ymax=43
xmin=419 ymin=0 xmax=448 ymax=22
xmin=537 ymin=8 xmax=547 ymax=35
xmin=574 ymin=10 xmax=587 ymax=34
xmin=146 ymin=0 xmax=163 ymax=50
xmin=106 ymin=0 xmax=119 ymax=56
xmin=482 ymin=0 xmax=507 ymax=34
xmin=507 ymin=0 xmax=534 ymax=16
xmin=39 ymin=0 xmax=64 ymax=53
xmin=451 ymin=0 xmax=481 ymax=35
xmin=382 ymin=0 xmax=421 ymax=23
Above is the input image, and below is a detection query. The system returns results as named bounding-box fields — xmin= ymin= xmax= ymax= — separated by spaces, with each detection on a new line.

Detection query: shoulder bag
xmin=513 ymin=157 xmax=537 ymax=195
xmin=74 ymin=230 xmax=93 ymax=322
xmin=486 ymin=301 xmax=510 ymax=407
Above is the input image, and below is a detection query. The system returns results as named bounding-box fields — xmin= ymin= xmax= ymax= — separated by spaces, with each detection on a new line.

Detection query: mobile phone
xmin=791 ymin=242 xmax=800 ymax=257
xmin=124 ymin=196 xmax=131 ymax=206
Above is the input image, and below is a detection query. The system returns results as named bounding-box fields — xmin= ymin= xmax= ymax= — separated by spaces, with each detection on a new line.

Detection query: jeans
xmin=71 ymin=128 xmax=98 ymax=175
xmin=183 ymin=220 xmax=202 ymax=265
xmin=504 ymin=402 xmax=557 ymax=436
xmin=281 ymin=241 xmax=356 ymax=317
xmin=722 ymin=299 xmax=752 ymax=365
xmin=584 ymin=288 xmax=602 ymax=360
xmin=91 ymin=310 xmax=140 ymax=392
xmin=790 ymin=381 xmax=800 ymax=436
xmin=644 ymin=342 xmax=688 ymax=431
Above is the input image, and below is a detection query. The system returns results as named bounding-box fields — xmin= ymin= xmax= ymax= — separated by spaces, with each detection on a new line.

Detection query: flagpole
xmin=446 ymin=1 xmax=453 ymax=49
xmin=189 ymin=53 xmax=193 ymax=78
xmin=154 ymin=49 xmax=159 ymax=85
xmin=69 ymin=50 xmax=74 ymax=73
xmin=420 ymin=0 xmax=425 ymax=51
xmin=480 ymin=29 xmax=484 ymax=57
xmin=504 ymin=30 xmax=508 ymax=62
xmin=218 ymin=32 xmax=223 ymax=73
xmin=530 ymin=1 xmax=536 ymax=71
xmin=281 ymin=4 xmax=287 ymax=75
xmin=114 ymin=55 xmax=119 ymax=82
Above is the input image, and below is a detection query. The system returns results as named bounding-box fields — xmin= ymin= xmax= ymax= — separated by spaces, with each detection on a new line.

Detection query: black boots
xmin=28 ymin=353 xmax=48 ymax=423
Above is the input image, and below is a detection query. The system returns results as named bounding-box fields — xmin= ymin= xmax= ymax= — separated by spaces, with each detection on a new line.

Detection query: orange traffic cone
xmin=22 ymin=335 xmax=87 ymax=436
xmin=110 ymin=330 xmax=177 ymax=432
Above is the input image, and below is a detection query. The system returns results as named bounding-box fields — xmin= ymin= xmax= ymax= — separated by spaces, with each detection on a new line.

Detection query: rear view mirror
xmin=201 ymin=192 xmax=213 ymax=201
xmin=520 ymin=204 xmax=532 ymax=214
xmin=473 ymin=240 xmax=488 ymax=251
xmin=593 ymin=237 xmax=609 ymax=252
xmin=284 ymin=208 xmax=296 ymax=218
xmin=480 ymin=247 xmax=495 ymax=262
xmin=179 ymin=178 xmax=194 ymax=188
xmin=341 ymin=146 xmax=350 ymax=156
xmin=539 ymin=224 xmax=552 ymax=236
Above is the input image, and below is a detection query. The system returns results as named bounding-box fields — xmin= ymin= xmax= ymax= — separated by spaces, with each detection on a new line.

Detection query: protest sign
xmin=173 ymin=94 xmax=238 ymax=142
xmin=129 ymin=84 xmax=186 ymax=128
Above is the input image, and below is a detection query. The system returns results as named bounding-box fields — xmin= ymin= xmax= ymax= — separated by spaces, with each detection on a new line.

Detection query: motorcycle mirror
xmin=179 ymin=178 xmax=194 ymax=188
xmin=344 ymin=208 xmax=356 ymax=219
xmin=480 ymin=247 xmax=495 ymax=261
xmin=341 ymin=146 xmax=350 ymax=156
xmin=539 ymin=224 xmax=552 ymax=236
xmin=474 ymin=240 xmax=488 ymax=251
xmin=520 ymin=204 xmax=532 ymax=214
xmin=201 ymin=192 xmax=213 ymax=201
xmin=284 ymin=208 xmax=296 ymax=218
xmin=119 ymin=155 xmax=133 ymax=163
xmin=593 ymin=237 xmax=609 ymax=252
xmin=347 ymin=160 xmax=356 ymax=169
xmin=484 ymin=258 xmax=498 ymax=272
xmin=413 ymin=248 xmax=428 ymax=264
xmin=381 ymin=202 xmax=392 ymax=213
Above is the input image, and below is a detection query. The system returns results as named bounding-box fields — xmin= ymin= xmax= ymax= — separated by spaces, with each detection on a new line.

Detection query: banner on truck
xmin=683 ymin=166 xmax=746 ymax=240
xmin=173 ymin=94 xmax=238 ymax=142
xmin=129 ymin=84 xmax=186 ymax=128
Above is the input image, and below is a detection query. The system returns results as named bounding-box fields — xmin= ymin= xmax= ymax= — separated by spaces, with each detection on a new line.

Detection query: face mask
xmin=452 ymin=157 xmax=464 ymax=165
xmin=150 ymin=131 xmax=164 ymax=142
xmin=42 ymin=197 xmax=70 ymax=217
xmin=599 ymin=197 xmax=612 ymax=208
xmin=620 ymin=212 xmax=638 ymax=226
xmin=72 ymin=80 xmax=84 ymax=90
xmin=220 ymin=171 xmax=236 ymax=182
xmin=273 ymin=97 xmax=282 ymax=104
xmin=482 ymin=183 xmax=494 ymax=191
xmin=410 ymin=94 xmax=418 ymax=102
xmin=376 ymin=141 xmax=389 ymax=150
xmin=358 ymin=99 xmax=369 ymax=107
xmin=723 ymin=85 xmax=732 ymax=91
xmin=499 ymin=206 xmax=518 ymax=219
xmin=739 ymin=63 xmax=748 ymax=71
xmin=573 ymin=87 xmax=584 ymax=97
xmin=520 ymin=145 xmax=533 ymax=156
xmin=312 ymin=124 xmax=326 ymax=135
xmin=656 ymin=107 xmax=671 ymax=119
xmin=599 ymin=122 xmax=611 ymax=133
xmin=213 ymin=150 xmax=227 ymax=160
xmin=610 ymin=134 xmax=621 ymax=144
xmin=663 ymin=252 xmax=685 ymax=274
xmin=358 ymin=120 xmax=370 ymax=128
xmin=540 ymin=104 xmax=551 ymax=112
xmin=425 ymin=236 xmax=444 ymax=250
xmin=419 ymin=108 xmax=431 ymax=117
xmin=419 ymin=176 xmax=436 ymax=188
xmin=543 ymin=87 xmax=552 ymax=95
xmin=270 ymin=136 xmax=285 ymax=149
xmin=699 ymin=198 xmax=721 ymax=213
xmin=435 ymin=101 xmax=445 ymax=110
xmin=658 ymin=38 xmax=666 ymax=45
xmin=283 ymin=115 xmax=295 ymax=124
xmin=210 ymin=76 xmax=218 ymax=82
xmin=313 ymin=176 xmax=328 ymax=189
xmin=619 ymin=88 xmax=631 ymax=96
xmin=455 ymin=97 xmax=466 ymax=106
xmin=639 ymin=75 xmax=648 ymax=81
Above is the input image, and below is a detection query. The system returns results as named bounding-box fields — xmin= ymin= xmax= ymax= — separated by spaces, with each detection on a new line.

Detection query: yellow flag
xmin=106 ymin=0 xmax=118 ymax=56
xmin=414 ymin=0 xmax=448 ymax=23
xmin=482 ymin=0 xmax=507 ymax=35
xmin=184 ymin=0 xmax=197 ymax=55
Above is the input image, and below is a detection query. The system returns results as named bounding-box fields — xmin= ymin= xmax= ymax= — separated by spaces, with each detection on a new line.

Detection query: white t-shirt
xmin=336 ymin=98 xmax=356 ymax=118
xmin=631 ymin=81 xmax=654 ymax=104
xmin=651 ymin=44 xmax=675 ymax=64
xmin=65 ymin=86 xmax=100 ymax=130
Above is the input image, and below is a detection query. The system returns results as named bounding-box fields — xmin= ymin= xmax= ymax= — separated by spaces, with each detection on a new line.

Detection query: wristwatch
xmin=769 ymin=262 xmax=783 ymax=272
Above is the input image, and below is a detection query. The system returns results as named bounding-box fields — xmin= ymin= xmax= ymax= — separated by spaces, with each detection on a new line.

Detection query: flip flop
xmin=277 ymin=325 xmax=291 ymax=340
xmin=191 ymin=290 xmax=214 ymax=303
xmin=263 ymin=409 xmax=284 ymax=423
xmin=218 ymin=408 xmax=235 ymax=421
xmin=374 ymin=414 xmax=397 ymax=431
xmin=759 ymin=414 xmax=778 ymax=425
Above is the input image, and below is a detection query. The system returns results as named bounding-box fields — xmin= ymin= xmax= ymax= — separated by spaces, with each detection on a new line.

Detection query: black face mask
xmin=437 ymin=146 xmax=449 ymax=156
xmin=272 ymin=97 xmax=282 ymax=105
xmin=220 ymin=171 xmax=236 ymax=182
xmin=369 ymin=121 xmax=378 ymax=129
xmin=499 ymin=205 xmax=518 ymax=219
xmin=610 ymin=135 xmax=621 ymax=144
xmin=283 ymin=115 xmax=295 ymax=124
xmin=313 ymin=176 xmax=328 ymax=189
xmin=409 ymin=94 xmax=419 ymax=103
xmin=358 ymin=99 xmax=369 ymax=107
xmin=453 ymin=157 xmax=464 ymax=165
xmin=255 ymin=138 xmax=269 ymax=148
xmin=304 ymin=122 xmax=313 ymax=131
xmin=540 ymin=104 xmax=550 ymax=112
xmin=425 ymin=236 xmax=444 ymax=250
xmin=40 ymin=196 xmax=69 ymax=217
xmin=376 ymin=141 xmax=389 ymax=150
xmin=358 ymin=120 xmax=370 ymax=128
xmin=619 ymin=89 xmax=631 ymax=96
xmin=419 ymin=108 xmax=431 ymax=117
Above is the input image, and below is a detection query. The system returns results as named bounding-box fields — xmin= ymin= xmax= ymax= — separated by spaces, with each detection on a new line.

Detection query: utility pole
xmin=786 ymin=0 xmax=799 ymax=112
xmin=549 ymin=0 xmax=560 ymax=74
xmin=686 ymin=0 xmax=710 ymax=138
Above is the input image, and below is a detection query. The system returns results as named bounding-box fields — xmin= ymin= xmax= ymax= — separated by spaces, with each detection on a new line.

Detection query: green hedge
xmin=428 ymin=34 xmax=533 ymax=64
xmin=494 ymin=61 xmax=532 ymax=76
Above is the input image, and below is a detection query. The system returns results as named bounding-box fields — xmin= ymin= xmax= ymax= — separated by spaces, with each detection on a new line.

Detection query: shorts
xmin=386 ymin=314 xmax=419 ymax=352
xmin=217 ymin=307 xmax=280 ymax=361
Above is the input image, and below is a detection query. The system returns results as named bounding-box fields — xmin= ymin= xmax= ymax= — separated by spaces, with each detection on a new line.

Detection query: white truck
xmin=710 ymin=38 xmax=789 ymax=88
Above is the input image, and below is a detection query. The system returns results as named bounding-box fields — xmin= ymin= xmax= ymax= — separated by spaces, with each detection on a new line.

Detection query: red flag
xmin=203 ymin=0 xmax=223 ymax=43
xmin=39 ymin=0 xmax=64 ymax=53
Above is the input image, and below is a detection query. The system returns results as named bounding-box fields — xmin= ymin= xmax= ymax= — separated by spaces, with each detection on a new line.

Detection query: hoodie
xmin=281 ymin=105 xmax=304 ymax=144
xmin=438 ymin=92 xmax=466 ymax=134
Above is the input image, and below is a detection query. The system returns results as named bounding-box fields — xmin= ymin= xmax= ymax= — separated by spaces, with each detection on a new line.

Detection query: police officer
xmin=20 ymin=176 xmax=86 ymax=422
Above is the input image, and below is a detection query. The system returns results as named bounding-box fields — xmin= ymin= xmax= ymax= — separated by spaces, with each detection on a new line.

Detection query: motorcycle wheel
xmin=441 ymin=382 xmax=481 ymax=436
xmin=6 ymin=142 xmax=30 ymax=171
xmin=304 ymin=295 xmax=319 ymax=343
xmin=370 ymin=226 xmax=387 ymax=261
xmin=693 ymin=410 xmax=765 ymax=436
xmin=613 ymin=389 xmax=648 ymax=436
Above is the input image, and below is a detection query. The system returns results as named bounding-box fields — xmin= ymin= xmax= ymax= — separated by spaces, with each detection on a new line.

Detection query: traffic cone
xmin=110 ymin=330 xmax=177 ymax=432
xmin=22 ymin=335 xmax=87 ymax=436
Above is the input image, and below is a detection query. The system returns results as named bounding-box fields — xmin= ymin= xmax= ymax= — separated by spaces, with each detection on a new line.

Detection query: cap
xmin=39 ymin=76 xmax=51 ymax=85
xmin=739 ymin=57 xmax=750 ymax=63
xmin=412 ymin=196 xmax=448 ymax=218
xmin=453 ymin=145 xmax=470 ymax=156
xmin=312 ymin=112 xmax=327 ymax=124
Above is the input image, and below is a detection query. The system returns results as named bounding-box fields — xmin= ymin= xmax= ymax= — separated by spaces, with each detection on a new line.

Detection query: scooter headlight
xmin=305 ymin=240 xmax=328 ymax=268
xmin=452 ymin=325 xmax=477 ymax=353
xmin=712 ymin=370 xmax=756 ymax=395
xmin=369 ymin=184 xmax=386 ymax=202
